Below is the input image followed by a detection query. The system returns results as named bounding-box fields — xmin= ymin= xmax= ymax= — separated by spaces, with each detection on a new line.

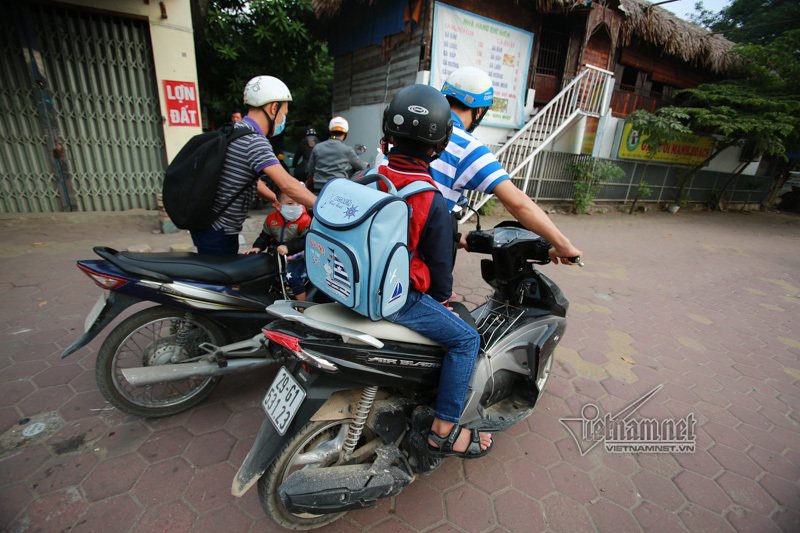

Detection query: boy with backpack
xmin=243 ymin=190 xmax=311 ymax=301
xmin=378 ymin=85 xmax=492 ymax=459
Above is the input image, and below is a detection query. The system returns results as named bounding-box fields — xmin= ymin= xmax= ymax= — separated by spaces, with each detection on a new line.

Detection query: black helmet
xmin=383 ymin=84 xmax=453 ymax=153
xmin=305 ymin=127 xmax=317 ymax=136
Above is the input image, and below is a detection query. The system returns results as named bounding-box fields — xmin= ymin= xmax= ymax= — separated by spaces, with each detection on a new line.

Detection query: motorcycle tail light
xmin=77 ymin=264 xmax=128 ymax=289
xmin=263 ymin=330 xmax=301 ymax=352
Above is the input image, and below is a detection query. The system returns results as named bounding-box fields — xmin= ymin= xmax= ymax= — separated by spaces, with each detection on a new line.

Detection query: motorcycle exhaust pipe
xmin=121 ymin=358 xmax=275 ymax=386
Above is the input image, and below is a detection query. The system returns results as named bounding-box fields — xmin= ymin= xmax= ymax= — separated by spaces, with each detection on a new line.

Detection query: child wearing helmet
xmin=431 ymin=66 xmax=583 ymax=265
xmin=190 ymin=75 xmax=316 ymax=255
xmin=304 ymin=116 xmax=367 ymax=194
xmin=379 ymin=84 xmax=492 ymax=459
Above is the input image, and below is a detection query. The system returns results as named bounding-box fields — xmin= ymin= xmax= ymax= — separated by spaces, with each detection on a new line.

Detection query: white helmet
xmin=243 ymin=75 xmax=292 ymax=107
xmin=328 ymin=116 xmax=349 ymax=134
xmin=441 ymin=66 xmax=494 ymax=108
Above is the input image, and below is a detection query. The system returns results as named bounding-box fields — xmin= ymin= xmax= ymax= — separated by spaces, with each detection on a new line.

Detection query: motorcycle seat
xmin=303 ymin=303 xmax=441 ymax=347
xmin=113 ymin=252 xmax=276 ymax=284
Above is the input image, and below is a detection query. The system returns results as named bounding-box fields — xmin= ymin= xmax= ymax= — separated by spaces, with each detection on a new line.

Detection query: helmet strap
xmin=468 ymin=107 xmax=489 ymax=133
xmin=262 ymin=103 xmax=282 ymax=136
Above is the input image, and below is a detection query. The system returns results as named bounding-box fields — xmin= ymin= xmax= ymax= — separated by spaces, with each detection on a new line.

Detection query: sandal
xmin=427 ymin=423 xmax=493 ymax=459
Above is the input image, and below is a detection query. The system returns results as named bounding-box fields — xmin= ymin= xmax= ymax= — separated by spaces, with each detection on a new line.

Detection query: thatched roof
xmin=620 ymin=0 xmax=734 ymax=73
xmin=311 ymin=0 xmax=734 ymax=72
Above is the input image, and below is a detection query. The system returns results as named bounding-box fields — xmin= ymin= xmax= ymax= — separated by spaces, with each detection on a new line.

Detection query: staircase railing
xmin=462 ymin=65 xmax=614 ymax=219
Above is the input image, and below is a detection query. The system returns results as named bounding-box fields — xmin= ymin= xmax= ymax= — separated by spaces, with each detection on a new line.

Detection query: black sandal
xmin=427 ymin=424 xmax=492 ymax=459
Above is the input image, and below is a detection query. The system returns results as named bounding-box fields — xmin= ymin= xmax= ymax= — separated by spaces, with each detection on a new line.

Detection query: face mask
xmin=273 ymin=115 xmax=286 ymax=136
xmin=280 ymin=204 xmax=303 ymax=221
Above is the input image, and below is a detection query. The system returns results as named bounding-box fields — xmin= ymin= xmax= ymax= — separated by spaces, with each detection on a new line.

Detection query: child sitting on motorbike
xmin=243 ymin=190 xmax=311 ymax=301
xmin=379 ymin=84 xmax=492 ymax=459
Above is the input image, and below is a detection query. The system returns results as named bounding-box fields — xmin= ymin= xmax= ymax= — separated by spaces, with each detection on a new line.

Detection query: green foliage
xmin=637 ymin=180 xmax=652 ymax=199
xmin=567 ymin=159 xmax=625 ymax=214
xmin=626 ymin=109 xmax=692 ymax=159
xmin=691 ymin=0 xmax=800 ymax=45
xmin=478 ymin=197 xmax=496 ymax=216
xmin=195 ymin=0 xmax=333 ymax=142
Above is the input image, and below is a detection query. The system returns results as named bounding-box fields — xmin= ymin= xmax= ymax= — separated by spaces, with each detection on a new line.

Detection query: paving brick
xmin=516 ymin=431 xmax=561 ymax=467
xmin=707 ymin=444 xmax=762 ymax=479
xmin=678 ymin=503 xmax=736 ymax=533
xmin=138 ymin=426 xmax=193 ymax=464
xmin=493 ymin=489 xmax=545 ymax=532
xmin=758 ymin=473 xmax=800 ymax=510
xmin=505 ymin=457 xmax=554 ymax=499
xmin=185 ymin=402 xmax=233 ymax=435
xmin=590 ymin=465 xmax=639 ymax=509
xmin=184 ymin=462 xmax=236 ymax=513
xmin=463 ymin=453 xmax=510 ymax=495
xmin=132 ymin=500 xmax=195 ymax=533
xmin=394 ymin=480 xmax=445 ymax=530
xmin=184 ymin=429 xmax=236 ymax=468
xmin=771 ymin=507 xmax=800 ymax=532
xmin=443 ymin=485 xmax=495 ymax=533
xmin=9 ymin=487 xmax=88 ymax=533
xmin=133 ymin=457 xmax=194 ymax=506
xmin=587 ymin=499 xmax=640 ymax=533
xmin=674 ymin=470 xmax=732 ymax=513
xmin=541 ymin=493 xmax=594 ymax=533
xmin=82 ymin=452 xmax=145 ymax=502
xmin=0 ymin=443 xmax=52 ymax=483
xmin=746 ymin=445 xmax=799 ymax=480
xmin=631 ymin=470 xmax=685 ymax=511
xmin=29 ymin=450 xmax=98 ymax=494
xmin=96 ymin=420 xmax=150 ymax=458
xmin=72 ymin=494 xmax=142 ymax=533
xmin=632 ymin=501 xmax=688 ymax=533
xmin=674 ymin=448 xmax=723 ymax=478
xmin=548 ymin=462 xmax=597 ymax=505
xmin=0 ymin=483 xmax=35 ymax=531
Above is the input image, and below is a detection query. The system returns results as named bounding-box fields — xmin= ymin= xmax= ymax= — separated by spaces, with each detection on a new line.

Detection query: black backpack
xmin=162 ymin=124 xmax=258 ymax=230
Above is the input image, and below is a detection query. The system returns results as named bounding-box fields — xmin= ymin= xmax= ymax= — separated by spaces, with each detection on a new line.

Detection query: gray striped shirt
xmin=211 ymin=117 xmax=279 ymax=234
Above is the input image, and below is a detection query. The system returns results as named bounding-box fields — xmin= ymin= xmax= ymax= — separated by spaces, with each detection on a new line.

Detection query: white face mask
xmin=280 ymin=204 xmax=304 ymax=222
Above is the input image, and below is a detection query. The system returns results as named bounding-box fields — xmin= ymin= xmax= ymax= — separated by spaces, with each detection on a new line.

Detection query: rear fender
xmin=231 ymin=368 xmax=364 ymax=497
xmin=61 ymin=292 xmax=141 ymax=357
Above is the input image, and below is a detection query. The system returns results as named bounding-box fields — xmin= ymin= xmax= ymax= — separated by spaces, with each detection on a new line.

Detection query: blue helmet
xmin=441 ymin=66 xmax=494 ymax=108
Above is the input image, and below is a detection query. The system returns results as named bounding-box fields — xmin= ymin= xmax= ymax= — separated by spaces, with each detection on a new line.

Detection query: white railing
xmin=462 ymin=65 xmax=614 ymax=219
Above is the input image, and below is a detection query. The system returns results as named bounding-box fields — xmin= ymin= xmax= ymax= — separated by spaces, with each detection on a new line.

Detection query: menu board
xmin=430 ymin=2 xmax=533 ymax=129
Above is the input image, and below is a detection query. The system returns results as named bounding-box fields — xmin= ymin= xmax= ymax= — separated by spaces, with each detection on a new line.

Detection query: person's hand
xmin=548 ymin=243 xmax=583 ymax=265
xmin=242 ymin=247 xmax=262 ymax=255
xmin=277 ymin=245 xmax=289 ymax=256
xmin=458 ymin=233 xmax=468 ymax=250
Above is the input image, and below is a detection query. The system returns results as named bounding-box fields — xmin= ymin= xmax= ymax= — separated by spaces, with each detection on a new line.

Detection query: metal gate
xmin=1 ymin=2 xmax=166 ymax=213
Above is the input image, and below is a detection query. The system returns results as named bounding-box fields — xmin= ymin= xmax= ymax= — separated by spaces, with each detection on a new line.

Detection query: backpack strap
xmin=397 ymin=180 xmax=438 ymax=199
xmin=211 ymin=126 xmax=263 ymax=220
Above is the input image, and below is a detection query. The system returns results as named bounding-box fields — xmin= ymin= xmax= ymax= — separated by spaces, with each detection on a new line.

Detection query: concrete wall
xmin=56 ymin=0 xmax=201 ymax=162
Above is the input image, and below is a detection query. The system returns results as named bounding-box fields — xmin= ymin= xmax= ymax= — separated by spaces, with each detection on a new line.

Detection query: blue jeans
xmin=190 ymin=227 xmax=238 ymax=255
xmin=389 ymin=290 xmax=480 ymax=423
xmin=286 ymin=256 xmax=308 ymax=295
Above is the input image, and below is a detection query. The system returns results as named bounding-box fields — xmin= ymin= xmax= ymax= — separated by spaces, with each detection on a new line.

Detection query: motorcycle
xmin=231 ymin=220 xmax=577 ymax=530
xmin=62 ymin=245 xmax=308 ymax=418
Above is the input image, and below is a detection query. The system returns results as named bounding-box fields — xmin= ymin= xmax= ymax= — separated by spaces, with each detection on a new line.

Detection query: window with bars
xmin=536 ymin=30 xmax=567 ymax=76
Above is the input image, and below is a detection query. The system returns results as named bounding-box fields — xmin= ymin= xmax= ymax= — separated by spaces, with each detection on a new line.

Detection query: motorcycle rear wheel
xmin=258 ymin=420 xmax=351 ymax=530
xmin=95 ymin=306 xmax=226 ymax=418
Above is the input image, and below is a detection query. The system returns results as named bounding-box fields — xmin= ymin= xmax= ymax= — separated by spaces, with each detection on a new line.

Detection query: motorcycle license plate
xmin=84 ymin=292 xmax=109 ymax=332
xmin=262 ymin=367 xmax=305 ymax=435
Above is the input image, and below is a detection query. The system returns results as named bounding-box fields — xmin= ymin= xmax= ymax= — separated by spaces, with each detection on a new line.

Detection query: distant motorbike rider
xmin=292 ymin=127 xmax=320 ymax=181
xmin=305 ymin=116 xmax=367 ymax=194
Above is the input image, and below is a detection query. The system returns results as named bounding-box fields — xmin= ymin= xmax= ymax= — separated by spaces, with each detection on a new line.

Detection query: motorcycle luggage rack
xmin=474 ymin=299 xmax=525 ymax=353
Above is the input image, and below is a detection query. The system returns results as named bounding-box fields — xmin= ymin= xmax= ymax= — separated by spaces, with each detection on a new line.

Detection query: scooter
xmin=63 ymin=246 xmax=307 ymax=418
xmin=231 ymin=221 xmax=576 ymax=530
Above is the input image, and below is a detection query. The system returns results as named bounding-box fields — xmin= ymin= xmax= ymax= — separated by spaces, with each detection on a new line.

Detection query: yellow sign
xmin=581 ymin=117 xmax=599 ymax=155
xmin=618 ymin=123 xmax=714 ymax=166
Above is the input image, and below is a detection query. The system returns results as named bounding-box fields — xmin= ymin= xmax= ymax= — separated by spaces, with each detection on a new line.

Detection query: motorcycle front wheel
xmin=95 ymin=306 xmax=226 ymax=418
xmin=258 ymin=419 xmax=352 ymax=530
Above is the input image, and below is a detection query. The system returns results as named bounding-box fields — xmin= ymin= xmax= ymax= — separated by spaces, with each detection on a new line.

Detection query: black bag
xmin=162 ymin=124 xmax=257 ymax=230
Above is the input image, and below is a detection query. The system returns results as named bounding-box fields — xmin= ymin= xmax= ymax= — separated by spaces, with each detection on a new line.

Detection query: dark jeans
xmin=388 ymin=290 xmax=480 ymax=423
xmin=190 ymin=227 xmax=238 ymax=255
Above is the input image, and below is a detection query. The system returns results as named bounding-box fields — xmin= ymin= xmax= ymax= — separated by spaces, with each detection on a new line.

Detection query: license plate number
xmin=262 ymin=367 xmax=305 ymax=435
xmin=84 ymin=292 xmax=109 ymax=332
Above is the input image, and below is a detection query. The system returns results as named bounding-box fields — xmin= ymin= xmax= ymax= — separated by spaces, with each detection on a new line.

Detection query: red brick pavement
xmin=0 ymin=208 xmax=798 ymax=532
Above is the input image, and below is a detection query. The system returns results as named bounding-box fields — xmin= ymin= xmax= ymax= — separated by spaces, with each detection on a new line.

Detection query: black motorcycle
xmin=231 ymin=222 xmax=575 ymax=530
xmin=63 ymin=246 xmax=309 ymax=418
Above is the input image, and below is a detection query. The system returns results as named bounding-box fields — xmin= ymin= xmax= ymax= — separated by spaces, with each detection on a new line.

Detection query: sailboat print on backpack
xmin=305 ymin=175 xmax=436 ymax=321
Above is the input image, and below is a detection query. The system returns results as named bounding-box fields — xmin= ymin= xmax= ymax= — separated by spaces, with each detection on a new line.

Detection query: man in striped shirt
xmin=190 ymin=75 xmax=316 ymax=255
xmin=430 ymin=67 xmax=582 ymax=264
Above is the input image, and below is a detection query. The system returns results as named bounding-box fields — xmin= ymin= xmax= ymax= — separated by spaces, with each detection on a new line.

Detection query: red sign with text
xmin=163 ymin=80 xmax=200 ymax=127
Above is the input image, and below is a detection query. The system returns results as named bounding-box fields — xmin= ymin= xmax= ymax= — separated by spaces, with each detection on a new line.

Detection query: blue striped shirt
xmin=429 ymin=112 xmax=510 ymax=210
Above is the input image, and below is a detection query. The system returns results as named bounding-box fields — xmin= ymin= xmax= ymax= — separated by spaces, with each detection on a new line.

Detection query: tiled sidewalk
xmin=0 ymin=208 xmax=798 ymax=532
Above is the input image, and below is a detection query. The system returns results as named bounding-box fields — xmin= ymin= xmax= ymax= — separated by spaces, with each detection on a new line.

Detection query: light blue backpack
xmin=305 ymin=175 xmax=437 ymax=320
